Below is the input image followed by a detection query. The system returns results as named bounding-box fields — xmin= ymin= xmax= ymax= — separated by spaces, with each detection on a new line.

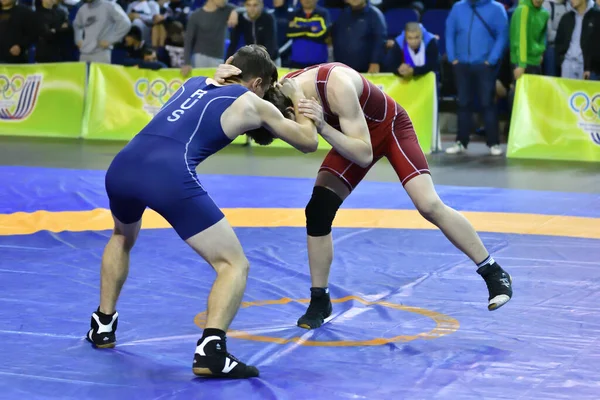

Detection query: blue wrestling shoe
xmin=477 ymin=263 xmax=513 ymax=311
xmin=86 ymin=309 xmax=118 ymax=348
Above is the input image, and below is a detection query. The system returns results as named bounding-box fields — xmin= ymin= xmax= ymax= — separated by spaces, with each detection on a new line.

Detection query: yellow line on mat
xmin=0 ymin=208 xmax=598 ymax=239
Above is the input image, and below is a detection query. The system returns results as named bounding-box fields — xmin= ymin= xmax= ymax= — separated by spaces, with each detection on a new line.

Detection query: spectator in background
xmin=285 ymin=0 xmax=330 ymax=69
xmin=35 ymin=0 xmax=71 ymax=62
xmin=584 ymin=2 xmax=600 ymax=80
xmin=119 ymin=25 xmax=147 ymax=65
xmin=496 ymin=49 xmax=513 ymax=103
xmin=163 ymin=20 xmax=185 ymax=67
xmin=510 ymin=0 xmax=549 ymax=80
xmin=542 ymin=0 xmax=568 ymax=76
xmin=181 ymin=0 xmax=238 ymax=75
xmin=151 ymin=0 xmax=191 ymax=47
xmin=386 ymin=22 xmax=439 ymax=80
xmin=227 ymin=0 xmax=279 ymax=63
xmin=555 ymin=0 xmax=599 ymax=80
xmin=74 ymin=0 xmax=131 ymax=64
xmin=445 ymin=0 xmax=508 ymax=156
xmin=139 ymin=47 xmax=167 ymax=69
xmin=0 ymin=0 xmax=36 ymax=63
xmin=332 ymin=0 xmax=386 ymax=73
xmin=126 ymin=0 xmax=160 ymax=43
xmin=151 ymin=0 xmax=168 ymax=47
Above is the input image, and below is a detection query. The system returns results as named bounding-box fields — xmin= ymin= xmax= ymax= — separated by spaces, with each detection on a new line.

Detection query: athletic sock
xmin=476 ymin=255 xmax=496 ymax=270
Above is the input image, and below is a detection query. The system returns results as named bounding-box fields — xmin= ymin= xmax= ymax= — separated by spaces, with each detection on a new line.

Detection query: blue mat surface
xmin=0 ymin=166 xmax=599 ymax=217
xmin=1 ymin=167 xmax=600 ymax=399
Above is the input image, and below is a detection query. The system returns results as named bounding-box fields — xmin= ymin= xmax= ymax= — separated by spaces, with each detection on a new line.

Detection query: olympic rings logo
xmin=0 ymin=74 xmax=27 ymax=100
xmin=134 ymin=78 xmax=182 ymax=106
xmin=569 ymin=92 xmax=600 ymax=122
xmin=0 ymin=74 xmax=43 ymax=121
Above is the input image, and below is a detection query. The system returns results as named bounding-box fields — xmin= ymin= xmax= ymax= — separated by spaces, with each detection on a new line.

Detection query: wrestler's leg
xmin=386 ymin=114 xmax=512 ymax=311
xmin=298 ymin=151 xmax=379 ymax=329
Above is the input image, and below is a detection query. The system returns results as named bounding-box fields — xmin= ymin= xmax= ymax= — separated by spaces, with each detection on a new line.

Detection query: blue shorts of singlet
xmin=105 ymin=135 xmax=224 ymax=240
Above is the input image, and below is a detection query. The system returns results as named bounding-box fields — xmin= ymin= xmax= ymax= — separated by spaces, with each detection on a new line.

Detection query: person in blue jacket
xmin=331 ymin=0 xmax=387 ymax=73
xmin=445 ymin=0 xmax=508 ymax=157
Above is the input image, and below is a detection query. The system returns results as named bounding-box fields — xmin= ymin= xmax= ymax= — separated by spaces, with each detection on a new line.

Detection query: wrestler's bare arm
xmin=319 ymin=70 xmax=373 ymax=168
xmin=221 ymin=89 xmax=318 ymax=154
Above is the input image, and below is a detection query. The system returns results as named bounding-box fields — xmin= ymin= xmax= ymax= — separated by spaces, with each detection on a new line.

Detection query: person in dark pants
xmin=506 ymin=0 xmax=548 ymax=120
xmin=555 ymin=0 xmax=600 ymax=80
xmin=0 ymin=0 xmax=36 ymax=63
xmin=34 ymin=0 xmax=71 ymax=62
xmin=226 ymin=0 xmax=279 ymax=64
xmin=445 ymin=0 xmax=509 ymax=156
xmin=510 ymin=0 xmax=548 ymax=79
xmin=542 ymin=0 xmax=568 ymax=77
xmin=589 ymin=5 xmax=600 ymax=81
xmin=331 ymin=0 xmax=387 ymax=73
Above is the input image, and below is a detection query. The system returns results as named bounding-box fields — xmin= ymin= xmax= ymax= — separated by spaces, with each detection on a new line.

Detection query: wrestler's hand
xmin=298 ymin=97 xmax=324 ymax=132
xmin=214 ymin=57 xmax=241 ymax=84
xmin=280 ymin=78 xmax=303 ymax=102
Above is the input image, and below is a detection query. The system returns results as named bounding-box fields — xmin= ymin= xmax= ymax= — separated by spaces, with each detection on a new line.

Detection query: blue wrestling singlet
xmin=105 ymin=77 xmax=249 ymax=240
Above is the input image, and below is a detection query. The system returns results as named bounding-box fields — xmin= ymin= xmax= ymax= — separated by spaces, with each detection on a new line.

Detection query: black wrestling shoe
xmin=86 ymin=309 xmax=118 ymax=349
xmin=477 ymin=263 xmax=513 ymax=311
xmin=193 ymin=335 xmax=259 ymax=379
xmin=297 ymin=288 xmax=333 ymax=329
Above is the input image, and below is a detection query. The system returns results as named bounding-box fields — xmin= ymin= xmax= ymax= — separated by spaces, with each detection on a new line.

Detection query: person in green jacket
xmin=510 ymin=0 xmax=549 ymax=80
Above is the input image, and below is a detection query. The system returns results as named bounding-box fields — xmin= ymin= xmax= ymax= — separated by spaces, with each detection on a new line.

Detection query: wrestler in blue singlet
xmin=105 ymin=76 xmax=248 ymax=240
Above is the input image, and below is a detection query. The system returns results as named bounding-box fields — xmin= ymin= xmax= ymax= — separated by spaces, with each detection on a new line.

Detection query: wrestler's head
xmin=229 ymin=44 xmax=277 ymax=98
xmin=245 ymin=86 xmax=294 ymax=146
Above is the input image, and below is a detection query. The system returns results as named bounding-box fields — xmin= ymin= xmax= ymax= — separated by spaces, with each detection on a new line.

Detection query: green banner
xmin=83 ymin=64 xmax=247 ymax=144
xmin=264 ymin=72 xmax=438 ymax=153
xmin=507 ymin=75 xmax=600 ymax=162
xmin=0 ymin=62 xmax=86 ymax=138
xmin=83 ymin=64 xmax=437 ymax=152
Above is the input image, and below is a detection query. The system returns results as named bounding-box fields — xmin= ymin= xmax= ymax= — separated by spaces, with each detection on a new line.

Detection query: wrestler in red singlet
xmin=286 ymin=62 xmax=512 ymax=330
xmin=285 ymin=62 xmax=430 ymax=190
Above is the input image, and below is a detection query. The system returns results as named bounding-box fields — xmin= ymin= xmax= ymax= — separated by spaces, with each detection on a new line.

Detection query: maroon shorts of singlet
xmin=285 ymin=63 xmax=430 ymax=192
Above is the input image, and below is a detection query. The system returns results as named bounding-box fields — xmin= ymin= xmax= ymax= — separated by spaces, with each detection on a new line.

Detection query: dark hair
xmin=126 ymin=26 xmax=143 ymax=42
xmin=246 ymin=87 xmax=294 ymax=146
xmin=229 ymin=45 xmax=278 ymax=90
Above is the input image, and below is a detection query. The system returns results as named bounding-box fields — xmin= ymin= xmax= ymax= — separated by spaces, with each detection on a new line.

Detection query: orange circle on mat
xmin=194 ymin=295 xmax=460 ymax=347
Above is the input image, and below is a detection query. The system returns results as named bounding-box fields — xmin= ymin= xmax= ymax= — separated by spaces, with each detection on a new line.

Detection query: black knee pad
xmin=305 ymin=186 xmax=343 ymax=237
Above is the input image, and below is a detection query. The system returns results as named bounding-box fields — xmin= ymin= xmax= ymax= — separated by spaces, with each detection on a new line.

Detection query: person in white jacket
xmin=73 ymin=0 xmax=131 ymax=63
xmin=126 ymin=0 xmax=160 ymax=43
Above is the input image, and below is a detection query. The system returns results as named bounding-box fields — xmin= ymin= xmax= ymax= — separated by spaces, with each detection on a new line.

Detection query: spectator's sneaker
xmin=477 ymin=263 xmax=513 ymax=311
xmin=193 ymin=336 xmax=259 ymax=379
xmin=445 ymin=142 xmax=466 ymax=154
xmin=489 ymin=145 xmax=503 ymax=156
xmin=297 ymin=288 xmax=332 ymax=329
xmin=86 ymin=309 xmax=118 ymax=348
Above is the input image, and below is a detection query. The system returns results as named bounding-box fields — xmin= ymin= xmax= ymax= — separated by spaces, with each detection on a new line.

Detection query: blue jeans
xmin=543 ymin=45 xmax=557 ymax=77
xmin=590 ymin=72 xmax=600 ymax=81
xmin=453 ymin=63 xmax=499 ymax=147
